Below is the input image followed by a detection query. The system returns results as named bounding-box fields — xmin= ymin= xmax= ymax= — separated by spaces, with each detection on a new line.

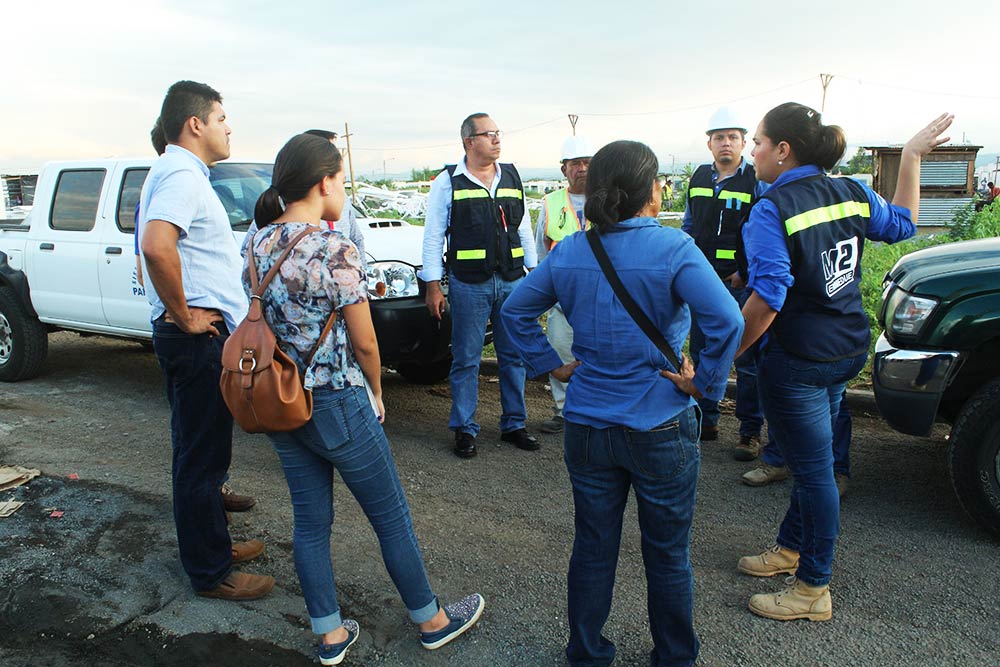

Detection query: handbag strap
xmin=586 ymin=227 xmax=681 ymax=373
xmin=247 ymin=224 xmax=339 ymax=370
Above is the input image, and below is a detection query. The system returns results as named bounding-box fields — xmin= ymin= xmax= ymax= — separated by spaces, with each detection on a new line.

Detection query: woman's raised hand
xmin=904 ymin=113 xmax=954 ymax=158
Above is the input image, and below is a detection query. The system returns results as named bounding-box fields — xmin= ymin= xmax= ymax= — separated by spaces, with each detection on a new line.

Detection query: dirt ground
xmin=0 ymin=332 xmax=997 ymax=667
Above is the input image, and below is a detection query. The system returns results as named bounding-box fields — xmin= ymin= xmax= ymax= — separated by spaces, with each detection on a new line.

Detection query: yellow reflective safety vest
xmin=543 ymin=188 xmax=588 ymax=250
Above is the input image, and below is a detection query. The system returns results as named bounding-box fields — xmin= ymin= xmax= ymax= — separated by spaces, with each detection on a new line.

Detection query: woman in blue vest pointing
xmin=735 ymin=103 xmax=953 ymax=621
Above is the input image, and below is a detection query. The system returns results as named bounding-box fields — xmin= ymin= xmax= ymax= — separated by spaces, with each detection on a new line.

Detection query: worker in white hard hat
xmin=683 ymin=107 xmax=768 ymax=460
xmin=533 ymin=135 xmax=593 ymax=433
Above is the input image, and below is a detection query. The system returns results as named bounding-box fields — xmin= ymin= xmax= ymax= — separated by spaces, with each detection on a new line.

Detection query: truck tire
xmin=0 ymin=285 xmax=49 ymax=382
xmin=396 ymin=357 xmax=452 ymax=385
xmin=948 ymin=379 xmax=1000 ymax=538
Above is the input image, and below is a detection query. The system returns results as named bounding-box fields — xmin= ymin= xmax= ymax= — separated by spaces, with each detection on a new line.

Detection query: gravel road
xmin=0 ymin=332 xmax=997 ymax=666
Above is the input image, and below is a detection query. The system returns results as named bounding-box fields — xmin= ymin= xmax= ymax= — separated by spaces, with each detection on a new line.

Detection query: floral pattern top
xmin=242 ymin=221 xmax=368 ymax=390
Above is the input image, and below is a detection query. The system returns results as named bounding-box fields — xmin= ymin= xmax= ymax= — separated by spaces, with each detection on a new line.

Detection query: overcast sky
xmin=4 ymin=0 xmax=999 ymax=176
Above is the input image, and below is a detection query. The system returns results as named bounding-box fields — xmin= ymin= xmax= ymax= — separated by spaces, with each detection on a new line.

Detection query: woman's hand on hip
xmin=551 ymin=360 xmax=581 ymax=383
xmin=660 ymin=354 xmax=703 ymax=399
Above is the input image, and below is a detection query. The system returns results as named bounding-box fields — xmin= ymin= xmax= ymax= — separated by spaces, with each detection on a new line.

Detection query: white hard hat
xmin=560 ymin=136 xmax=594 ymax=162
xmin=706 ymin=107 xmax=746 ymax=135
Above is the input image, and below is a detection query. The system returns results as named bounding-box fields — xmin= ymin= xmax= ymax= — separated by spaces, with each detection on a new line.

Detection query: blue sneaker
xmin=317 ymin=619 xmax=360 ymax=666
xmin=420 ymin=593 xmax=485 ymax=650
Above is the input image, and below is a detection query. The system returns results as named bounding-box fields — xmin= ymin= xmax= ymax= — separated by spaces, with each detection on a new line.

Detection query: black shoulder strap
xmin=586 ymin=227 xmax=681 ymax=373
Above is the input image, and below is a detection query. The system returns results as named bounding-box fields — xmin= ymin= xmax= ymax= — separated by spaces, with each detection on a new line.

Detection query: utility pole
xmin=820 ymin=73 xmax=834 ymax=113
xmin=568 ymin=114 xmax=578 ymax=136
xmin=344 ymin=122 xmax=357 ymax=205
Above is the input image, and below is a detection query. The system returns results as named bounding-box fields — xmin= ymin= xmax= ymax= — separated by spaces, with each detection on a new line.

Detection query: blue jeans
xmin=268 ymin=385 xmax=439 ymax=634
xmin=152 ymin=318 xmax=233 ymax=592
xmin=447 ymin=272 xmax=527 ymax=436
xmin=760 ymin=390 xmax=852 ymax=477
xmin=563 ymin=408 xmax=701 ymax=667
xmin=758 ymin=342 xmax=866 ymax=586
xmin=690 ymin=285 xmax=762 ymax=436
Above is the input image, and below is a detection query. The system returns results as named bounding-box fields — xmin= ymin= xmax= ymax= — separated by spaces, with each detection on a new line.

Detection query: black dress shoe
xmin=454 ymin=431 xmax=477 ymax=458
xmin=501 ymin=428 xmax=540 ymax=451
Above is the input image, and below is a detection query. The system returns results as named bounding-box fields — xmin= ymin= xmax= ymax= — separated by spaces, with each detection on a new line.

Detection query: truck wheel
xmin=396 ymin=357 xmax=452 ymax=385
xmin=948 ymin=379 xmax=1000 ymax=538
xmin=0 ymin=286 xmax=49 ymax=382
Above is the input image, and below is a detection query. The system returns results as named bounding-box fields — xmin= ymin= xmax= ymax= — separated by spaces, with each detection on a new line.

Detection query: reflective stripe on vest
xmin=496 ymin=188 xmax=523 ymax=200
xmin=719 ymin=189 xmax=752 ymax=204
xmin=456 ymin=249 xmax=487 ymax=260
xmin=453 ymin=189 xmax=490 ymax=201
xmin=784 ymin=201 xmax=871 ymax=236
xmin=511 ymin=247 xmax=524 ymax=258
xmin=715 ymin=249 xmax=736 ymax=260
xmin=689 ymin=187 xmax=714 ymax=198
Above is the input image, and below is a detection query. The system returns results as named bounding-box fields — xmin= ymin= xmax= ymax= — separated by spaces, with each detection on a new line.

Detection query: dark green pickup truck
xmin=873 ymin=237 xmax=1000 ymax=537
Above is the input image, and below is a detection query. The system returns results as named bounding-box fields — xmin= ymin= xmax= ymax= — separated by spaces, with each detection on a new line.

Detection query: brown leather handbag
xmin=220 ymin=227 xmax=337 ymax=433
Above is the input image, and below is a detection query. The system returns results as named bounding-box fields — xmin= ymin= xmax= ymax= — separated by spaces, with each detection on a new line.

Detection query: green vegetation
xmin=410 ymin=166 xmax=439 ymax=182
xmin=841 ymin=147 xmax=873 ymax=175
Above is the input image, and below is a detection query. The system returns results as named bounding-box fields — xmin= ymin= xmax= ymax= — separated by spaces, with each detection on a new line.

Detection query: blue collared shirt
xmin=419 ymin=157 xmax=537 ymax=282
xmin=743 ymin=164 xmax=915 ymax=312
xmin=500 ymin=217 xmax=743 ymax=431
xmin=681 ymin=158 xmax=770 ymax=236
xmin=138 ymin=145 xmax=248 ymax=331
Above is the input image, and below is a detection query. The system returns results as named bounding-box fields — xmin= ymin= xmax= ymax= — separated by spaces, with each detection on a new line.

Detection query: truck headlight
xmin=885 ymin=289 xmax=938 ymax=337
xmin=366 ymin=261 xmax=419 ymax=299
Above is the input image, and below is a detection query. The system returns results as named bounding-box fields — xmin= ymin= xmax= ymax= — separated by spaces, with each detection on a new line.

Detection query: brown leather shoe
xmin=197 ymin=571 xmax=275 ymax=601
xmin=222 ymin=483 xmax=256 ymax=512
xmin=232 ymin=539 xmax=265 ymax=564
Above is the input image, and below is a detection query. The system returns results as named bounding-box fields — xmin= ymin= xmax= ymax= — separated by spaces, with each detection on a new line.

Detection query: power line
xmin=831 ymin=73 xmax=1000 ymax=101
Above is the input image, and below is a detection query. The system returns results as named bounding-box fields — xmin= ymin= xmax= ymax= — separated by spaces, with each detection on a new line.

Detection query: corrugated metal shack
xmin=865 ymin=145 xmax=981 ymax=227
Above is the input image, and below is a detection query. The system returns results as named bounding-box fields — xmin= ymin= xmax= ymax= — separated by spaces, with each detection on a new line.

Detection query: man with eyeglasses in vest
xmin=683 ymin=107 xmax=768 ymax=460
xmin=533 ymin=136 xmax=593 ymax=434
xmin=421 ymin=113 xmax=539 ymax=459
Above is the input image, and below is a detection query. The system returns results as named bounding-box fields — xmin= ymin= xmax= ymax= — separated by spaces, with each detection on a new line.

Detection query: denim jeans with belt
xmin=758 ymin=341 xmax=866 ymax=586
xmin=563 ymin=407 xmax=701 ymax=667
xmin=447 ymin=272 xmax=527 ymax=436
xmin=268 ymin=385 xmax=439 ymax=634
xmin=690 ymin=284 xmax=762 ymax=436
xmin=152 ymin=317 xmax=233 ymax=591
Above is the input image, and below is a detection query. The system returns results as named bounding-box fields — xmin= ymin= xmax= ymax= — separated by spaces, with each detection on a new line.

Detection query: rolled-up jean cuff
xmin=311 ymin=610 xmax=343 ymax=635
xmin=408 ymin=596 xmax=440 ymax=624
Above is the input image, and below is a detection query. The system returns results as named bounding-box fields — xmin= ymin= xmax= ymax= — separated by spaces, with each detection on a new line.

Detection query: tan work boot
xmin=197 ymin=571 xmax=275 ymax=601
xmin=748 ymin=576 xmax=832 ymax=621
xmin=232 ymin=539 xmax=265 ymax=564
xmin=742 ymin=463 xmax=789 ymax=487
xmin=733 ymin=434 xmax=761 ymax=461
xmin=737 ymin=544 xmax=799 ymax=577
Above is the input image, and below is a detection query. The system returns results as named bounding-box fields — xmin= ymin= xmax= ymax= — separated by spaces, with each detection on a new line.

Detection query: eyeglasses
xmin=469 ymin=130 xmax=502 ymax=140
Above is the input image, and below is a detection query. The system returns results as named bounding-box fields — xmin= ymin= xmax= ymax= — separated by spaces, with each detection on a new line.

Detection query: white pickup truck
xmin=0 ymin=159 xmax=452 ymax=383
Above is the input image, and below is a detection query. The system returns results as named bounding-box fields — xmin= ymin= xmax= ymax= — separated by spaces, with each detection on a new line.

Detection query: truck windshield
xmin=209 ymin=163 xmax=273 ymax=231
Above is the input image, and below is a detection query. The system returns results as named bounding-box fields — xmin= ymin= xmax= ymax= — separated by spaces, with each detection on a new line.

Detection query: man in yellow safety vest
xmin=533 ymin=136 xmax=593 ymax=433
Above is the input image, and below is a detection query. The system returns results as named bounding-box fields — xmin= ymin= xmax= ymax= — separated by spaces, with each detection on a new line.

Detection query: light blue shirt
xmin=501 ymin=217 xmax=743 ymax=431
xmin=419 ymin=157 xmax=537 ymax=282
xmin=138 ymin=145 xmax=248 ymax=332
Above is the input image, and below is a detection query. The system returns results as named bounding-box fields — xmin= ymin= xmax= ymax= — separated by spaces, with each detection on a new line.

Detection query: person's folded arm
xmin=670 ymin=237 xmax=744 ymax=401
xmin=499 ymin=258 xmax=563 ymax=377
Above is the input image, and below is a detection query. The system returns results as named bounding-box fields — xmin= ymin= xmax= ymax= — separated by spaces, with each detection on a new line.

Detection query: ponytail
xmin=254 ymin=185 xmax=284 ymax=227
xmin=761 ymin=102 xmax=846 ymax=171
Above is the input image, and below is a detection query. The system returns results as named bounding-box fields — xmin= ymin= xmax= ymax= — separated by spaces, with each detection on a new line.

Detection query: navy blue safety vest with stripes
xmin=686 ymin=163 xmax=757 ymax=279
xmin=762 ymin=175 xmax=872 ymax=362
xmin=445 ymin=163 xmax=526 ymax=283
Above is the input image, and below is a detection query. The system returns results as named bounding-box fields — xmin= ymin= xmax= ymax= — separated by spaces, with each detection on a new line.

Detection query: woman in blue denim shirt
xmin=502 ymin=140 xmax=743 ymax=667
xmin=247 ymin=134 xmax=483 ymax=665
xmin=735 ymin=104 xmax=953 ymax=622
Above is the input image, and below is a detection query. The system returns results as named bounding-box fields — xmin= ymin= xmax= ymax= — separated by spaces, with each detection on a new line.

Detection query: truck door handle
xmin=39 ymin=242 xmax=54 ymax=250
xmin=105 ymin=247 xmax=123 ymax=255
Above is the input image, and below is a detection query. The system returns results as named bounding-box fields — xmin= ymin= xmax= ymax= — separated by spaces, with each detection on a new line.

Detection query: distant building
xmin=865 ymin=145 xmax=981 ymax=227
